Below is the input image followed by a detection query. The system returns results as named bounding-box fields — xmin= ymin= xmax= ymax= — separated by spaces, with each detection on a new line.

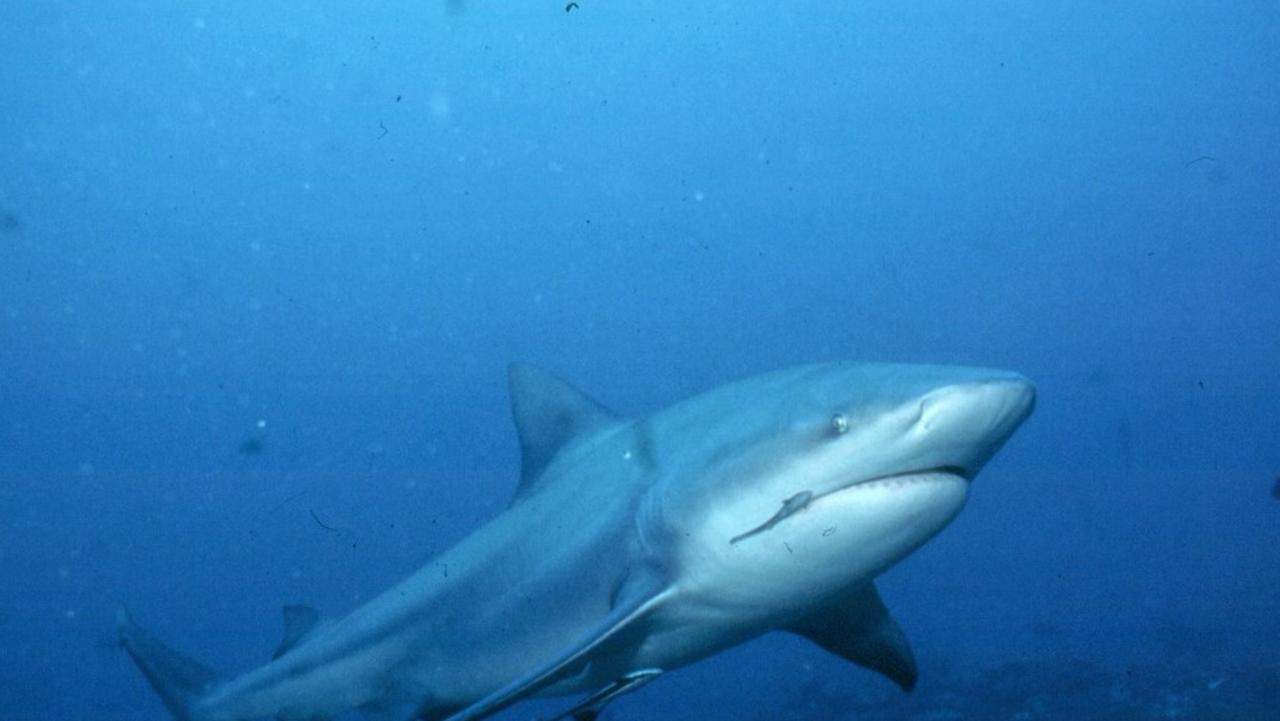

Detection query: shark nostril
xmin=917 ymin=396 xmax=941 ymax=431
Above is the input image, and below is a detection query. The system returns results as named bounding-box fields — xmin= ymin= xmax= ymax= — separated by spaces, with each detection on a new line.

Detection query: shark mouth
xmin=850 ymin=465 xmax=971 ymax=487
xmin=729 ymin=466 xmax=969 ymax=545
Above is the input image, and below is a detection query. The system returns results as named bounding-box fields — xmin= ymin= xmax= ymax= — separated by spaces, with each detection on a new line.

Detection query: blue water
xmin=2 ymin=2 xmax=1277 ymax=719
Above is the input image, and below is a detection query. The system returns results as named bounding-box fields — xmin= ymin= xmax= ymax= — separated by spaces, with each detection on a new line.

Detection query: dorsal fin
xmin=273 ymin=604 xmax=321 ymax=660
xmin=508 ymin=363 xmax=617 ymax=502
xmin=786 ymin=583 xmax=918 ymax=692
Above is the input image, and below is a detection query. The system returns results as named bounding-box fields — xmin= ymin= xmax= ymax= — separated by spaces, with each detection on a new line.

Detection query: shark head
xmin=649 ymin=363 xmax=1035 ymax=619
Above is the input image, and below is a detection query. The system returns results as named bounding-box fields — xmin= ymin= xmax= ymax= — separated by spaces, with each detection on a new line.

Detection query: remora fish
xmin=121 ymin=361 xmax=1035 ymax=721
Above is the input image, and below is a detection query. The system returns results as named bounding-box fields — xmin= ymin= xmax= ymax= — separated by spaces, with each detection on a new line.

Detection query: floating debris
xmin=309 ymin=508 xmax=341 ymax=534
xmin=1183 ymin=155 xmax=1218 ymax=170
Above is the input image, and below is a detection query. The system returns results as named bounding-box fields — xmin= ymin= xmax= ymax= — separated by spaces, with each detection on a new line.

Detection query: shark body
xmin=122 ymin=361 xmax=1035 ymax=721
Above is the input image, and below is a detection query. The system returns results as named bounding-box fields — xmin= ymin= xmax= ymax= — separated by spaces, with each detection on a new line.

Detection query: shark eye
xmin=830 ymin=413 xmax=849 ymax=434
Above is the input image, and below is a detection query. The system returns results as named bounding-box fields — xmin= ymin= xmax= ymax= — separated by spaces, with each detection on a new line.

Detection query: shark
xmin=121 ymin=361 xmax=1035 ymax=721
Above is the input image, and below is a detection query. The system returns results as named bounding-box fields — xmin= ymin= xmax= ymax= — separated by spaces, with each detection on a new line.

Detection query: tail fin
xmin=118 ymin=610 xmax=225 ymax=721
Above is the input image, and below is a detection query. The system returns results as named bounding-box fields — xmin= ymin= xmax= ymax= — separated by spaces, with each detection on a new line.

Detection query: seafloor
xmin=753 ymin=641 xmax=1278 ymax=720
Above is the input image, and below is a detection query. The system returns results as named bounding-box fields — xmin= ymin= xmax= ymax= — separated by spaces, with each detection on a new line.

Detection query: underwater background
xmin=1 ymin=1 xmax=1277 ymax=719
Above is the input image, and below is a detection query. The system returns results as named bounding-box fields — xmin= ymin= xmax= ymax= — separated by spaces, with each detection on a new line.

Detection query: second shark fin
xmin=786 ymin=582 xmax=919 ymax=692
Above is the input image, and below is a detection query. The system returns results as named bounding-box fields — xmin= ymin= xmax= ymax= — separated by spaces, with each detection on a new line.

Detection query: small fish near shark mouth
xmin=729 ymin=466 xmax=971 ymax=545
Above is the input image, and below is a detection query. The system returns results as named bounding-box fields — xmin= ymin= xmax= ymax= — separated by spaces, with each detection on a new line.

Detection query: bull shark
xmin=121 ymin=361 xmax=1035 ymax=721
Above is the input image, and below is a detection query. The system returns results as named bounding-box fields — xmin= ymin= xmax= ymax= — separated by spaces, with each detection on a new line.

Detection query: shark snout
xmin=971 ymin=375 xmax=1035 ymax=422
xmin=1003 ymin=376 xmax=1036 ymax=422
xmin=923 ymin=375 xmax=1034 ymax=427
xmin=916 ymin=375 xmax=1035 ymax=477
xmin=991 ymin=376 xmax=1037 ymax=433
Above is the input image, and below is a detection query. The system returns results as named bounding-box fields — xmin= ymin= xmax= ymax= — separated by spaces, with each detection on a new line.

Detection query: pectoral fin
xmin=442 ymin=573 xmax=671 ymax=721
xmin=787 ymin=583 xmax=918 ymax=692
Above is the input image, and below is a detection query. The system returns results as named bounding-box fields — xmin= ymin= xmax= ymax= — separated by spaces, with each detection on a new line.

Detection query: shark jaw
xmin=676 ymin=469 xmax=970 ymax=618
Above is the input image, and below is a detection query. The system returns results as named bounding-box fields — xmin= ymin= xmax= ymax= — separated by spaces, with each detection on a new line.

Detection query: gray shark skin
xmin=121 ymin=361 xmax=1035 ymax=721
